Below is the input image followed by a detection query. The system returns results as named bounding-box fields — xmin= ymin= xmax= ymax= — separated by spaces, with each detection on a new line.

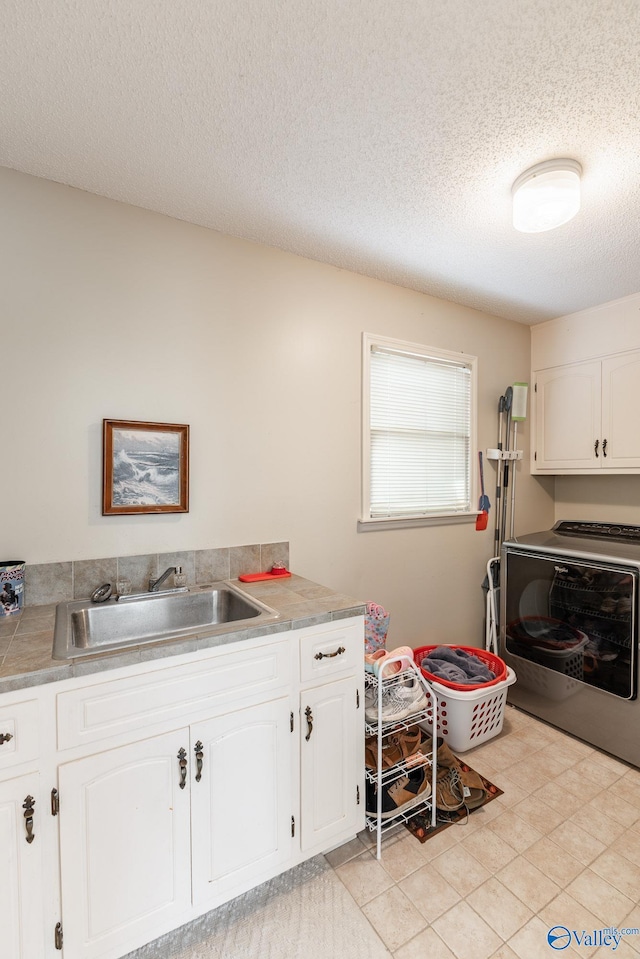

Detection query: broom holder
xmin=486 ymin=449 xmax=523 ymax=461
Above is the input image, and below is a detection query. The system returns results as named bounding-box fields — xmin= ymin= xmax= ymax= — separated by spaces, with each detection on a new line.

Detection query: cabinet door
xmin=300 ymin=677 xmax=363 ymax=854
xmin=58 ymin=729 xmax=191 ymax=959
xmin=0 ymin=772 xmax=44 ymax=959
xmin=191 ymin=697 xmax=293 ymax=908
xmin=533 ymin=362 xmax=601 ymax=470
xmin=602 ymin=351 xmax=640 ymax=468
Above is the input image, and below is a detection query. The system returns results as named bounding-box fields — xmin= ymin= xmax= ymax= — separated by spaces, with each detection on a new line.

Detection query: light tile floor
xmin=127 ymin=706 xmax=640 ymax=959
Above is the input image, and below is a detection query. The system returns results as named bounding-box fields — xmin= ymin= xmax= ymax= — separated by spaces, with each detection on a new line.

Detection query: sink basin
xmin=53 ymin=582 xmax=281 ymax=660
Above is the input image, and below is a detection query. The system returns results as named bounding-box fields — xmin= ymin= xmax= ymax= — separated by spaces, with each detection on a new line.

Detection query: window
xmin=360 ymin=333 xmax=477 ymax=530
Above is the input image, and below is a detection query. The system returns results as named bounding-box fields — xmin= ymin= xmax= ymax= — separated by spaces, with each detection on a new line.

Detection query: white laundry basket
xmin=420 ymin=667 xmax=517 ymax=752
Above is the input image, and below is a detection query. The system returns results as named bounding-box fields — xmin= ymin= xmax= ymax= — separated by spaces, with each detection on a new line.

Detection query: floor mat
xmin=404 ymin=759 xmax=503 ymax=844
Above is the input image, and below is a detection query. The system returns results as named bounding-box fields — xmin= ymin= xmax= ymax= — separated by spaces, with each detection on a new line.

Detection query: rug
xmin=404 ymin=759 xmax=503 ymax=844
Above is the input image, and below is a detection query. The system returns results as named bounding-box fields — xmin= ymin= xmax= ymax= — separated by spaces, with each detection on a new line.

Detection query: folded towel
xmin=422 ymin=646 xmax=495 ymax=685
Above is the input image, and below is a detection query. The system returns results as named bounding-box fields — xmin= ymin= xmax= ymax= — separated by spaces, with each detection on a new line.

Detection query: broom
xmin=475 ymin=451 xmax=491 ymax=530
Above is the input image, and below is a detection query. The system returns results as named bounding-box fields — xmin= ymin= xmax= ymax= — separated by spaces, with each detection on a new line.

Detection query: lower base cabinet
xmin=58 ymin=730 xmax=192 ymax=959
xmin=2 ymin=615 xmax=364 ymax=959
xmin=300 ymin=677 xmax=361 ymax=854
xmin=0 ymin=772 xmax=45 ymax=959
xmin=191 ymin=697 xmax=293 ymax=907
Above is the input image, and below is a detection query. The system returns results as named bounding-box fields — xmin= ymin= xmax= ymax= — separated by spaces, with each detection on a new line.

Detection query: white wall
xmin=2 ymin=168 xmax=554 ymax=646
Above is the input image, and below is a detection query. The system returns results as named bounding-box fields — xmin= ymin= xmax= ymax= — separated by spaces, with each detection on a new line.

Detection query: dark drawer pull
xmin=314 ymin=646 xmax=346 ymax=661
xmin=0 ymin=732 xmax=13 ymax=745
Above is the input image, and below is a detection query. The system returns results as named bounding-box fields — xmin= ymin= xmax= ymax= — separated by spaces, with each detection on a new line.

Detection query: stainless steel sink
xmin=53 ymin=582 xmax=281 ymax=660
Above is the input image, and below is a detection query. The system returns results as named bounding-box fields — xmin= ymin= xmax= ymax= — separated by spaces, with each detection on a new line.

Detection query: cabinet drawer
xmin=0 ymin=698 xmax=39 ymax=769
xmin=57 ymin=639 xmax=291 ymax=751
xmin=299 ymin=619 xmax=363 ymax=684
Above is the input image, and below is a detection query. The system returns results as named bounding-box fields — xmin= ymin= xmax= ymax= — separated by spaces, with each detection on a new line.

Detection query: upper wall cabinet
xmin=532 ymin=350 xmax=640 ymax=473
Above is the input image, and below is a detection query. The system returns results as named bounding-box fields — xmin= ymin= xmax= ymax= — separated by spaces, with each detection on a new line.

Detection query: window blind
xmin=369 ymin=346 xmax=472 ymax=518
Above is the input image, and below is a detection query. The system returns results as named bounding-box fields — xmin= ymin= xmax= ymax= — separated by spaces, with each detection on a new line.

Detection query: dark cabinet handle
xmin=305 ymin=706 xmax=313 ymax=741
xmin=314 ymin=646 xmax=346 ymax=661
xmin=177 ymin=748 xmax=187 ymax=790
xmin=0 ymin=732 xmax=13 ymax=745
xmin=23 ymin=795 xmax=35 ymax=844
xmin=603 ymin=438 xmax=608 ymax=458
xmin=594 ymin=439 xmax=599 ymax=457
xmin=194 ymin=741 xmax=203 ymax=783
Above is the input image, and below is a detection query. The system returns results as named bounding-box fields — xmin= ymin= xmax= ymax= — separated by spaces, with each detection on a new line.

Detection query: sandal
xmin=364 ymin=645 xmax=414 ymax=678
xmin=364 ymin=728 xmax=426 ymax=771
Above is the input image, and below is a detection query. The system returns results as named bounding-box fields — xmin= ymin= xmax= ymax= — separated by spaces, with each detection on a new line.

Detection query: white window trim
xmin=359 ymin=332 xmax=478 ymax=532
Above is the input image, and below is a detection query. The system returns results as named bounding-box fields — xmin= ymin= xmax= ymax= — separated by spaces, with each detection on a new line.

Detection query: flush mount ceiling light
xmin=512 ymin=158 xmax=582 ymax=233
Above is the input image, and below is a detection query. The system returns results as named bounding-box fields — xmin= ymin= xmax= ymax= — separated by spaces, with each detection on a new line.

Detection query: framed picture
xmin=102 ymin=419 xmax=189 ymax=515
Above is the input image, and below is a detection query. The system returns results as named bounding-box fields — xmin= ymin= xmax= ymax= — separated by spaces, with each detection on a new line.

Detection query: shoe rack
xmin=364 ymin=659 xmax=438 ymax=860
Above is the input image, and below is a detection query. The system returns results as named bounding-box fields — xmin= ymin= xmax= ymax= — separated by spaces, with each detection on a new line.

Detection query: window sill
xmin=357 ymin=512 xmax=479 ymax=532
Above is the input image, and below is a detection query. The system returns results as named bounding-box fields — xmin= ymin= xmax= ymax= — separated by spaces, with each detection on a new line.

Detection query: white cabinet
xmin=0 ymin=696 xmax=44 ymax=959
xmin=58 ymin=729 xmax=192 ymax=959
xmin=532 ymin=351 xmax=640 ymax=472
xmin=191 ymin=697 xmax=293 ymax=908
xmin=0 ymin=772 xmax=45 ymax=959
xmin=47 ymin=615 xmax=364 ymax=959
xmin=299 ymin=677 xmax=361 ymax=854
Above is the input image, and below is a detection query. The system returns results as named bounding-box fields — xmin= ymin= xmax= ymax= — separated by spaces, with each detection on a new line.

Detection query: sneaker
xmin=365 ymin=675 xmax=429 ymax=724
xmin=366 ymin=766 xmax=432 ymax=819
xmin=385 ymin=675 xmax=429 ymax=720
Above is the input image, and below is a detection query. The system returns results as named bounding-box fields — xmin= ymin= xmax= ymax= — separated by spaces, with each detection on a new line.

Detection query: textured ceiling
xmin=2 ymin=1 xmax=640 ymax=324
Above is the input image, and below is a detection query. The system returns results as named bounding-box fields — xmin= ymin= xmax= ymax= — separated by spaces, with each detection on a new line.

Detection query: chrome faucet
xmin=149 ymin=565 xmax=182 ymax=592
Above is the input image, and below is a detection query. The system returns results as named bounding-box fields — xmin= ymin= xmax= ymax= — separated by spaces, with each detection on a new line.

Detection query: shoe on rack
xmin=365 ymin=766 xmax=432 ymax=819
xmin=364 ymin=728 xmax=427 ymax=771
xmin=364 ymin=645 xmax=414 ymax=678
xmin=364 ymin=677 xmax=429 ymax=724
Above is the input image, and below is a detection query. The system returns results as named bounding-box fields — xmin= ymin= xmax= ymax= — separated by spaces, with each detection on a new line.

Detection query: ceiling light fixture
xmin=512 ymin=158 xmax=582 ymax=233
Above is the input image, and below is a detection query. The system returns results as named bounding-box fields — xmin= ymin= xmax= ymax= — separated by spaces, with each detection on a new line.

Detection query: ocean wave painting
xmin=112 ymin=428 xmax=181 ymax=506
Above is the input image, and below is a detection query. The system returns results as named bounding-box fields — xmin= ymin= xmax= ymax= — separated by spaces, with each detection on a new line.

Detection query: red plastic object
xmin=238 ymin=569 xmax=291 ymax=583
xmin=413 ymin=645 xmax=507 ymax=692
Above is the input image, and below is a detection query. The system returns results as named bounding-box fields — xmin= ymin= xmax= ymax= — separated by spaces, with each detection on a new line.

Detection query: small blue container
xmin=0 ymin=561 xmax=25 ymax=616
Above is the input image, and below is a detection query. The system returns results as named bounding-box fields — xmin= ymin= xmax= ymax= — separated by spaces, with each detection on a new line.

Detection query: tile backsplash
xmin=25 ymin=542 xmax=289 ymax=607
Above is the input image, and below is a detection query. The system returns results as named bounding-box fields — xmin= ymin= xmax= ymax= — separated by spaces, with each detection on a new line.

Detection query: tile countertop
xmin=0 ymin=575 xmax=365 ymax=694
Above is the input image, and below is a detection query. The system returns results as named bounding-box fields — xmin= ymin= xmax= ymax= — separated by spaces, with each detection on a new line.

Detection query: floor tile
xmin=467 ymin=877 xmax=534 ymax=939
xmin=497 ymin=856 xmax=560 ymax=912
xmin=432 ymin=900 xmax=502 ymax=959
xmin=377 ymin=834 xmax=428 ymax=882
xmin=522 ymin=835 xmax=584 ymax=887
xmin=392 ymin=926 xmax=457 ymax=959
xmin=547 ymin=820 xmax=606 ymax=865
xmin=334 ymin=851 xmax=393 ymax=906
xmin=539 ymin=890 xmax=604 ymax=957
xmin=486 ymin=808 xmax=542 ymax=853
xmin=573 ymin=756 xmax=624 ymax=788
xmin=460 ymin=826 xmax=518 ymax=872
xmin=399 ymin=862 xmax=461 ymax=922
xmin=324 ymin=836 xmax=368 ymax=868
xmin=590 ymin=849 xmax=640 ymax=900
xmin=566 ymin=868 xmax=635 ymax=925
xmin=588 ymin=790 xmax=640 ymax=827
xmin=361 ymin=885 xmax=426 ymax=952
xmin=431 ymin=843 xmax=492 ymax=896
xmin=507 ymin=916 xmax=569 ymax=959
xmin=510 ymin=793 xmax=566 ymax=834
xmin=569 ymin=803 xmax=627 ymax=845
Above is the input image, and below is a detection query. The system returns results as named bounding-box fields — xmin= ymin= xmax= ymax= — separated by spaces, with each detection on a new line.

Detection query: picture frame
xmin=102 ymin=419 xmax=189 ymax=515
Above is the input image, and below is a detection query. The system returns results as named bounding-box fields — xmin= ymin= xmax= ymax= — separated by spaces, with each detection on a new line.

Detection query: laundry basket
xmin=419 ymin=667 xmax=517 ymax=752
xmin=413 ymin=645 xmax=507 ymax=691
